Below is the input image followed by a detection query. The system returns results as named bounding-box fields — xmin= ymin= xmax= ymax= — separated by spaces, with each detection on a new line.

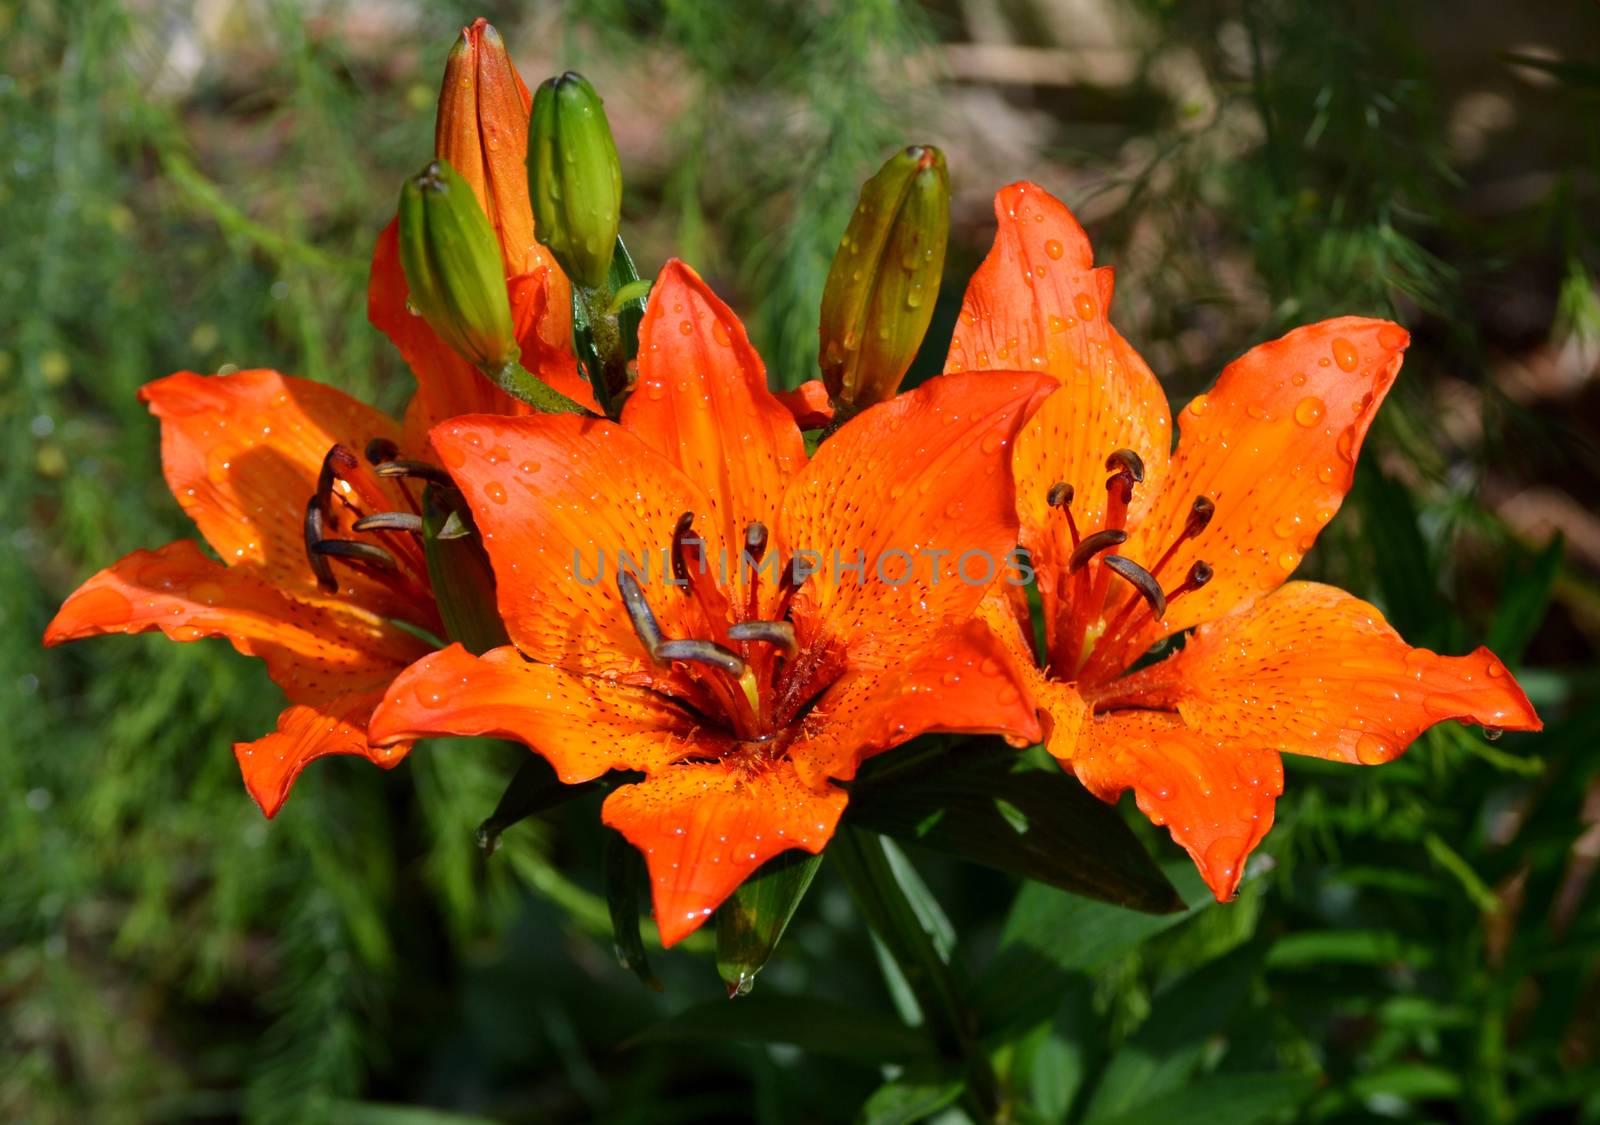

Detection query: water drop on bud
xmin=818 ymin=145 xmax=950 ymax=411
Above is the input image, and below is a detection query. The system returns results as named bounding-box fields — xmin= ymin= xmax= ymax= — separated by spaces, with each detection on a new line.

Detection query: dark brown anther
xmin=671 ymin=511 xmax=703 ymax=585
xmin=311 ymin=539 xmax=399 ymax=572
xmin=374 ymin=460 xmax=455 ymax=486
xmin=1046 ymin=482 xmax=1074 ymax=508
xmin=1068 ymin=528 xmax=1128 ymax=573
xmin=315 ymin=444 xmax=350 ymax=505
xmin=352 ymin=512 xmax=424 ymax=534
xmin=364 ymin=438 xmax=400 ymax=466
xmin=728 ymin=619 xmax=798 ymax=659
xmin=744 ymin=521 xmax=769 ymax=564
xmin=1101 ymin=555 xmax=1166 ymax=619
xmin=655 ymin=638 xmax=750 ymax=678
xmin=1166 ymin=560 xmax=1213 ymax=601
xmin=1184 ymin=496 xmax=1216 ymax=538
xmin=303 ymin=497 xmax=338 ymax=593
xmin=1104 ymin=448 xmax=1145 ymax=483
xmin=617 ymin=569 xmax=665 ymax=655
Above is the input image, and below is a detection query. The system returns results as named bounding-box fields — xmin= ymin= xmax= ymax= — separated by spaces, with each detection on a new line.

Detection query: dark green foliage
xmin=7 ymin=0 xmax=1597 ymax=1122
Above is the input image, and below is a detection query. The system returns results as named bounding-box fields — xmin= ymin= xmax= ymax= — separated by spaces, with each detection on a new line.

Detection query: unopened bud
xmin=527 ymin=71 xmax=622 ymax=289
xmin=398 ymin=160 xmax=520 ymax=371
xmin=819 ymin=145 xmax=950 ymax=409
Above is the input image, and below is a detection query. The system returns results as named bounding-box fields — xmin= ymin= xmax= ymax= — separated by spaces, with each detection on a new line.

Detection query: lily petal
xmin=622 ymin=260 xmax=806 ymax=559
xmin=367 ymin=643 xmax=714 ymax=782
xmin=1071 ymin=710 xmax=1283 ymax=901
xmin=44 ymin=540 xmax=428 ymax=703
xmin=1094 ymin=581 xmax=1541 ymax=764
xmin=780 ymin=370 xmax=1055 ymax=661
xmin=947 ymin=182 xmax=1171 ymax=534
xmin=788 ymin=617 xmax=1043 ymax=788
xmin=429 ymin=414 xmax=716 ymax=681
xmin=602 ymin=760 xmax=848 ymax=947
xmin=1090 ymin=318 xmax=1409 ymax=679
xmin=140 ymin=369 xmax=409 ymax=606
xmin=236 ymin=691 xmax=405 ymax=818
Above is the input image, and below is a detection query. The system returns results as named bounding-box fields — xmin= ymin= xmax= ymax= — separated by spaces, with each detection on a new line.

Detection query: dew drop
xmin=1044 ymin=239 xmax=1064 ymax=260
xmin=1332 ymin=337 xmax=1359 ymax=372
xmin=1293 ymin=396 xmax=1326 ymax=427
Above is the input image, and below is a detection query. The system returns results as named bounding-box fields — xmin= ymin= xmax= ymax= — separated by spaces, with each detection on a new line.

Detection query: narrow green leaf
xmin=861 ymin=1063 xmax=965 ymax=1125
xmin=1083 ymin=1072 xmax=1315 ymax=1125
xmin=1486 ymin=532 xmax=1563 ymax=664
xmin=475 ymin=753 xmax=594 ymax=857
xmin=421 ymin=484 xmax=508 ymax=656
xmin=715 ymin=850 xmax=822 ymax=996
xmin=604 ymin=828 xmax=661 ymax=990
xmin=630 ymin=996 xmax=935 ymax=1064
xmin=847 ymin=741 xmax=1180 ymax=913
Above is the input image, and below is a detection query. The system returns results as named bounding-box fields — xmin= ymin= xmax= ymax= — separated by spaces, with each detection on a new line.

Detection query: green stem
xmin=578 ymin=282 xmax=629 ymax=417
xmin=485 ymin=358 xmax=592 ymax=415
xmin=831 ymin=827 xmax=1001 ymax=1118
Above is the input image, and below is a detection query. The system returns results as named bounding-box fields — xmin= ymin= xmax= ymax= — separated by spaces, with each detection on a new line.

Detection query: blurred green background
xmin=5 ymin=0 xmax=1599 ymax=1121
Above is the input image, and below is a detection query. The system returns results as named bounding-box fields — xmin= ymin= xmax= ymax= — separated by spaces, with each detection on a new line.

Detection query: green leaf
xmin=1083 ymin=1072 xmax=1315 ymax=1125
xmin=861 ymin=1063 xmax=965 ymax=1125
xmin=572 ymin=234 xmax=647 ymax=409
xmin=420 ymin=484 xmax=509 ymax=656
xmin=970 ymin=863 xmax=1218 ymax=1036
xmin=1080 ymin=944 xmax=1264 ymax=1120
xmin=603 ymin=828 xmax=660 ymax=990
xmin=1265 ymin=928 xmax=1433 ymax=969
xmin=1353 ymin=460 xmax=1442 ymax=642
xmin=476 ymin=753 xmax=596 ymax=857
xmin=847 ymin=742 xmax=1181 ymax=913
xmin=1487 ymin=533 xmax=1563 ymax=664
xmin=631 ymin=996 xmax=935 ymax=1064
xmin=715 ymin=850 xmax=822 ymax=996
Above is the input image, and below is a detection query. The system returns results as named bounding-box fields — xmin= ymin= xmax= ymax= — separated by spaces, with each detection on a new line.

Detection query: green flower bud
xmin=819 ymin=146 xmax=950 ymax=409
xmin=398 ymin=159 xmax=519 ymax=372
xmin=527 ymin=72 xmax=622 ymax=290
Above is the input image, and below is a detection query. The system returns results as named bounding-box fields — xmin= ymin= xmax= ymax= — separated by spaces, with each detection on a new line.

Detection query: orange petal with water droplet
xmin=44 ymin=540 xmax=429 ymax=699
xmin=788 ymin=617 xmax=1043 ymax=788
xmin=1087 ymin=317 xmax=1410 ymax=682
xmin=236 ymin=691 xmax=405 ymax=818
xmin=1071 ymin=710 xmax=1283 ymax=901
xmin=140 ymin=368 xmax=412 ymax=609
xmin=1092 ymin=581 xmax=1540 ymax=765
xmin=367 ymin=643 xmax=712 ymax=781
xmin=780 ymin=369 xmax=1055 ymax=660
xmin=428 ymin=413 xmax=715 ymax=682
xmin=946 ymin=181 xmax=1171 ymax=537
xmin=602 ymin=759 xmax=847 ymax=947
xmin=621 ymin=260 xmax=805 ymax=557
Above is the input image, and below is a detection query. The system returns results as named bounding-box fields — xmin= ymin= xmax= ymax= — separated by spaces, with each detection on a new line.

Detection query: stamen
xmin=1046 ymin=482 xmax=1074 ymax=508
xmin=1102 ymin=555 xmax=1165 ymax=619
xmin=1148 ymin=495 xmax=1217 ymax=580
xmin=1167 ymin=560 xmax=1213 ymax=600
xmin=375 ymin=460 xmax=455 ymax=486
xmin=728 ymin=620 xmax=798 ymax=659
xmin=744 ymin=521 xmax=769 ymax=564
xmin=617 ymin=570 xmax=665 ymax=655
xmin=364 ymin=438 xmax=400 ymax=466
xmin=655 ymin=638 xmax=749 ymax=678
xmin=311 ymin=539 xmax=398 ymax=572
xmin=303 ymin=497 xmax=338 ymax=593
xmin=670 ymin=511 xmax=701 ymax=585
xmin=352 ymin=512 xmax=424 ymax=534
xmin=1068 ymin=528 xmax=1128 ymax=573
xmin=1105 ymin=448 xmax=1145 ymax=483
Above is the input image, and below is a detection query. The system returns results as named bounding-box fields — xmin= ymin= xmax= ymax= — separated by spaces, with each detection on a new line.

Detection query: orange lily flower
xmin=366 ymin=260 xmax=1054 ymax=945
xmin=948 ymin=182 xmax=1542 ymax=899
xmin=43 ymin=20 xmax=583 ymax=817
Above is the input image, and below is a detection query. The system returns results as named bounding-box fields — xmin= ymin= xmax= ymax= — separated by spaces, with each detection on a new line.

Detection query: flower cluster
xmin=45 ymin=19 xmax=1540 ymax=952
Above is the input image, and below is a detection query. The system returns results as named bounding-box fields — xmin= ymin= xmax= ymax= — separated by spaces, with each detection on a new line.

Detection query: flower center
xmin=302 ymin=440 xmax=440 ymax=632
xmin=1044 ymin=448 xmax=1214 ymax=678
xmin=617 ymin=512 xmax=837 ymax=746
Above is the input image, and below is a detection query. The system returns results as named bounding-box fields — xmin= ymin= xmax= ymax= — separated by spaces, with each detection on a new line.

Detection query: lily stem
xmin=484 ymin=357 xmax=591 ymax=415
xmin=830 ymin=826 xmax=1002 ymax=1119
xmin=578 ymin=281 xmax=630 ymax=418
